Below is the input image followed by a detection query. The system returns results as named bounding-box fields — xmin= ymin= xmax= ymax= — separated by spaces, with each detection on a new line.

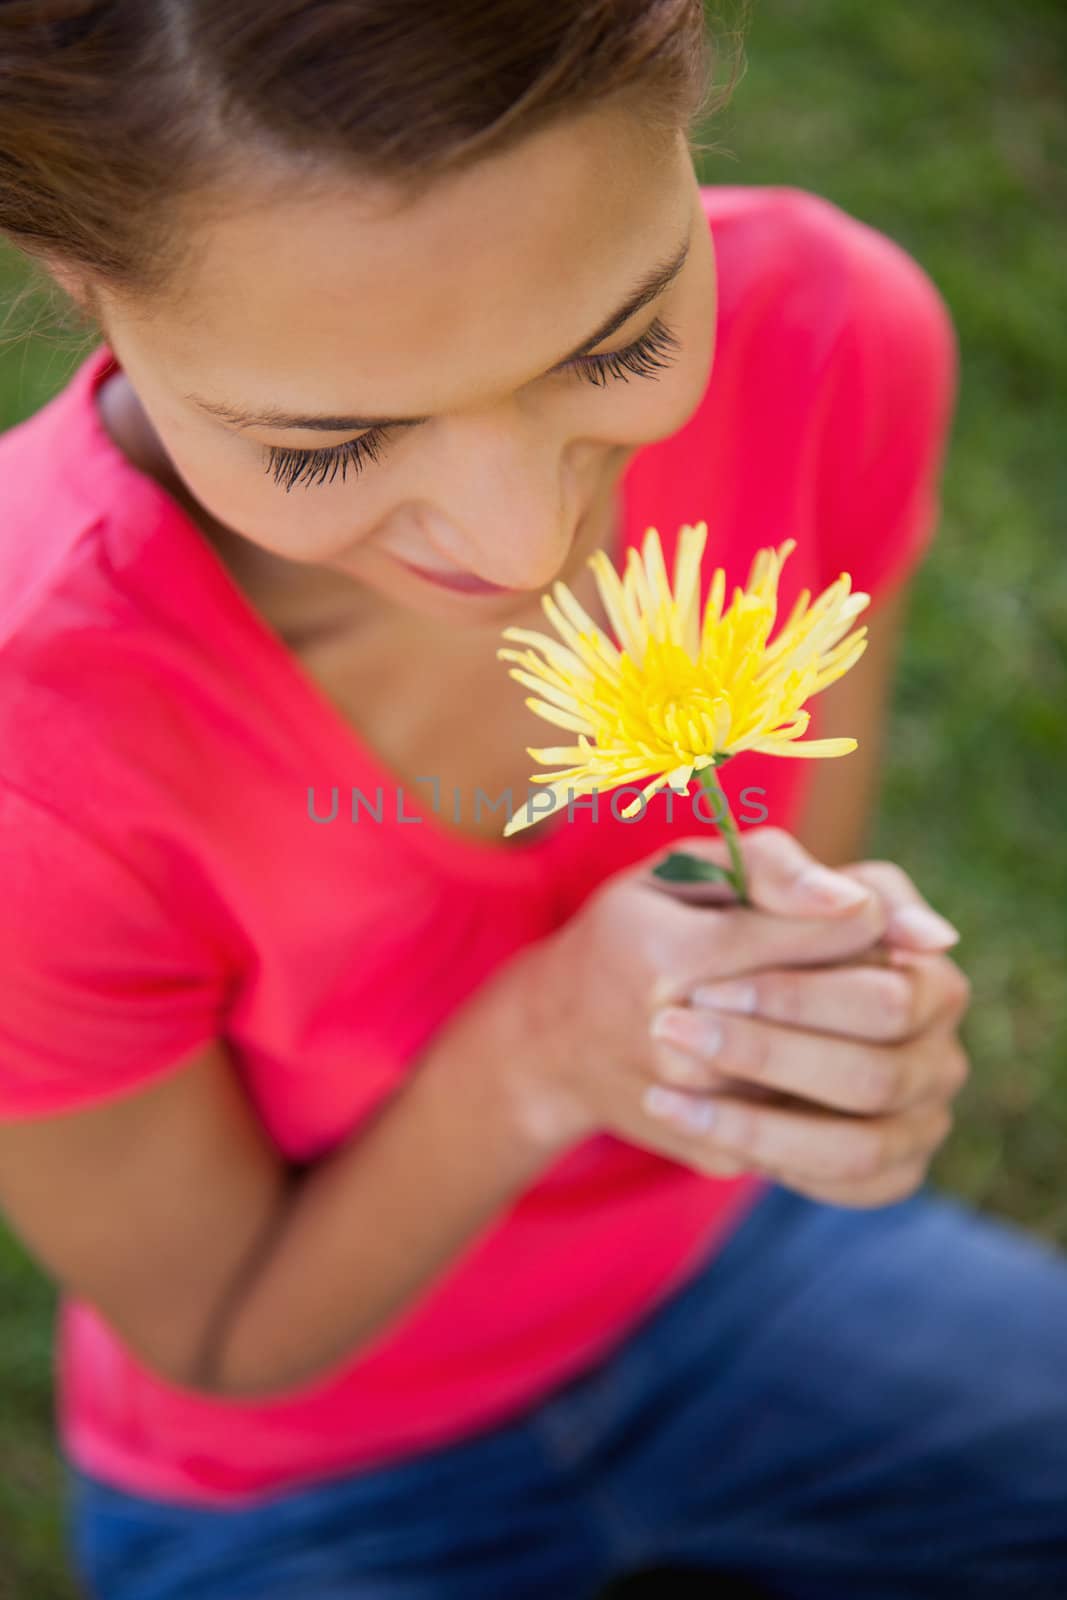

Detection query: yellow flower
xmin=496 ymin=522 xmax=870 ymax=837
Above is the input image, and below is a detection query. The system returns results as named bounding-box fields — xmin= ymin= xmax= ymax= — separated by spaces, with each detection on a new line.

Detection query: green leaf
xmin=651 ymin=852 xmax=737 ymax=886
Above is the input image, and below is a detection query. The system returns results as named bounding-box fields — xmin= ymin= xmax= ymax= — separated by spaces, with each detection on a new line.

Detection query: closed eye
xmin=262 ymin=316 xmax=683 ymax=493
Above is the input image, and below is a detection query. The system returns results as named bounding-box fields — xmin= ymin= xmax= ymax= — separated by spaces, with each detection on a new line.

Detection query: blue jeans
xmin=63 ymin=1180 xmax=1067 ymax=1599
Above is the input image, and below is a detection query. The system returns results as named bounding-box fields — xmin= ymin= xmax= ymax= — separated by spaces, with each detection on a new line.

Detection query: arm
xmin=195 ymin=961 xmax=557 ymax=1397
xmin=0 ymin=941 xmax=560 ymax=1401
xmin=791 ymin=579 xmax=912 ymax=869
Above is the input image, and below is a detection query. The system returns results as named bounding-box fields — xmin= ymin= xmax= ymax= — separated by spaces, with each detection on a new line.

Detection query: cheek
xmin=676 ymin=283 xmax=718 ymax=412
xmin=672 ymin=332 xmax=717 ymax=425
xmin=608 ymin=339 xmax=715 ymax=452
xmin=166 ymin=425 xmax=383 ymax=561
xmin=590 ymin=281 xmax=717 ymax=453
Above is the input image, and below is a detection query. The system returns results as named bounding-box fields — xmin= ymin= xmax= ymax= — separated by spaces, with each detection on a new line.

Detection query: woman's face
xmin=87 ymin=103 xmax=717 ymax=623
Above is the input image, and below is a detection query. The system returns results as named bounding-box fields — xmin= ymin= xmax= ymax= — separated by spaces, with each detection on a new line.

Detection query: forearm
xmin=188 ymin=950 xmax=564 ymax=1399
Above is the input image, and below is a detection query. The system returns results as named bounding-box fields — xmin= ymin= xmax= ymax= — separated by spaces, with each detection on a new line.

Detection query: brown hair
xmin=0 ymin=0 xmax=747 ymax=330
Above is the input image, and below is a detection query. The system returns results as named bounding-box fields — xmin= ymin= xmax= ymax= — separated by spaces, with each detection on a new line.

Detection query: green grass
xmin=1 ymin=3 xmax=1065 ymax=1592
xmin=709 ymin=0 xmax=1067 ymax=1234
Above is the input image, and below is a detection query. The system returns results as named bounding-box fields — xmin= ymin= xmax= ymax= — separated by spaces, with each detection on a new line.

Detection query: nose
xmin=415 ymin=412 xmax=583 ymax=589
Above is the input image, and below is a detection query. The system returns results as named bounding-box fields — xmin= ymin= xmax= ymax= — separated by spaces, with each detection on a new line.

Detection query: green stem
xmin=697 ymin=763 xmax=749 ymax=904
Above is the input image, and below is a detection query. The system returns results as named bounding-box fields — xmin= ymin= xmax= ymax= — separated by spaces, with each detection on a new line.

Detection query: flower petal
xmin=588 ymin=550 xmax=645 ymax=657
xmin=672 ymin=522 xmax=707 ymax=659
xmin=525 ymin=745 xmax=588 ymax=764
xmin=540 ymin=591 xmax=602 ymax=668
xmin=503 ymin=667 xmax=593 ymax=717
xmin=642 ymin=525 xmax=674 ymax=621
xmin=499 ymin=628 xmax=588 ymax=675
xmin=523 ymin=697 xmax=596 ymax=734
xmin=618 ymin=770 xmax=674 ymax=818
xmin=748 ymin=736 xmax=859 ymax=757
xmin=665 ymin=761 xmax=697 ymax=791
xmin=496 ymin=525 xmax=870 ymax=843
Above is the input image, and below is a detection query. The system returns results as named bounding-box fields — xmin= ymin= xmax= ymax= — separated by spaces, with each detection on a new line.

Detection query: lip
xmin=395 ymin=558 xmax=521 ymax=595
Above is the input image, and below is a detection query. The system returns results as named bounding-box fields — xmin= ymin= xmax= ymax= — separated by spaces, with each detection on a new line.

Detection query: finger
xmin=620 ymin=1092 xmax=756 ymax=1178
xmin=649 ymin=1006 xmax=968 ymax=1113
xmin=650 ymin=891 xmax=891 ymax=1006
xmin=640 ymin=1084 xmax=953 ymax=1185
xmin=686 ymin=956 xmax=967 ymax=1044
xmin=639 ymin=825 xmax=879 ymax=917
xmin=881 ymin=950 xmax=973 ymax=1031
xmin=837 ymin=860 xmax=960 ymax=953
xmin=764 ymin=1156 xmax=934 ymax=1210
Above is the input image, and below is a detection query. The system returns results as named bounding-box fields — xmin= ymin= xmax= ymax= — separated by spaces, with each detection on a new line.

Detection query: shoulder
xmin=697 ymin=186 xmax=958 ymax=598
xmin=0 ymin=508 xmax=224 ymax=962
xmin=0 ymin=387 xmax=119 ymax=797
xmin=701 ymin=183 xmax=956 ymax=398
xmin=0 ymin=777 xmax=234 ymax=1120
xmin=0 ymin=344 xmax=157 ymax=648
xmin=0 ymin=497 xmax=146 ymax=794
xmin=0 ymin=360 xmax=189 ymax=799
xmin=0 ymin=405 xmax=102 ymax=650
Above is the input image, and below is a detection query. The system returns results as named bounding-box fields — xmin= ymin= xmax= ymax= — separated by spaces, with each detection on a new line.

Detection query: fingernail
xmin=650 ymin=1008 xmax=723 ymax=1057
xmin=792 ymin=865 xmax=869 ymax=908
xmin=691 ymin=979 xmax=757 ymax=1014
xmin=643 ymin=1085 xmax=720 ymax=1133
xmin=887 ymin=905 xmax=960 ymax=948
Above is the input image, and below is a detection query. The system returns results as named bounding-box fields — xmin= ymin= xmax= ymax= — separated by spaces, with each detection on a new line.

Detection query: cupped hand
xmin=644 ymin=855 xmax=972 ymax=1207
xmin=509 ymin=825 xmax=970 ymax=1211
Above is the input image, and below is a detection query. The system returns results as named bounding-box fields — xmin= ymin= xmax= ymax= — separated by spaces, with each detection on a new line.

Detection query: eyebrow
xmin=183 ymin=231 xmax=691 ymax=434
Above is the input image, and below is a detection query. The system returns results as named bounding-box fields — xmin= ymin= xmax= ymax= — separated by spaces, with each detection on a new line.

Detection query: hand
xmin=642 ymin=835 xmax=962 ymax=960
xmin=503 ymin=826 xmax=951 ymax=1184
xmin=644 ymin=855 xmax=972 ymax=1207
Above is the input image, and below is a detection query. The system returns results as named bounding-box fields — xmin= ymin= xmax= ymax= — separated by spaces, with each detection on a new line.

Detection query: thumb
xmin=642 ymin=826 xmax=874 ymax=916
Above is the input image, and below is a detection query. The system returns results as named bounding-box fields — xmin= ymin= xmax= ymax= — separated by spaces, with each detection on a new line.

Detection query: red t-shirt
xmin=0 ymin=186 xmax=956 ymax=1504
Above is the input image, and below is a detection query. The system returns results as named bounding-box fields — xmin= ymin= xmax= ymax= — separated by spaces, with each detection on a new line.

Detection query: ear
xmin=38 ymin=254 xmax=99 ymax=320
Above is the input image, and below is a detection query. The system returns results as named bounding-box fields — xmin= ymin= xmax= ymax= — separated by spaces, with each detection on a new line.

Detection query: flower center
xmin=590 ymin=644 xmax=731 ymax=760
xmin=644 ymin=682 xmax=727 ymax=755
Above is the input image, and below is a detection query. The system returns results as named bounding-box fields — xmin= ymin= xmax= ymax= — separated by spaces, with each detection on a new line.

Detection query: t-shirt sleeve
xmin=816 ymin=218 xmax=958 ymax=607
xmin=0 ymin=782 xmax=233 ymax=1120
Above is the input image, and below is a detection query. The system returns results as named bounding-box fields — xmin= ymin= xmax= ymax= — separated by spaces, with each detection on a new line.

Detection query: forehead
xmin=133 ymin=108 xmax=688 ymax=413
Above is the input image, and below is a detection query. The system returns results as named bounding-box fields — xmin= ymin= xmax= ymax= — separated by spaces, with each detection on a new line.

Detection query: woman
xmin=0 ymin=3 xmax=1065 ymax=1597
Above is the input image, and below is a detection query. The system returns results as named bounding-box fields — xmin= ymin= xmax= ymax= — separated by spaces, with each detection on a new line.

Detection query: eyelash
xmin=262 ymin=316 xmax=683 ymax=492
